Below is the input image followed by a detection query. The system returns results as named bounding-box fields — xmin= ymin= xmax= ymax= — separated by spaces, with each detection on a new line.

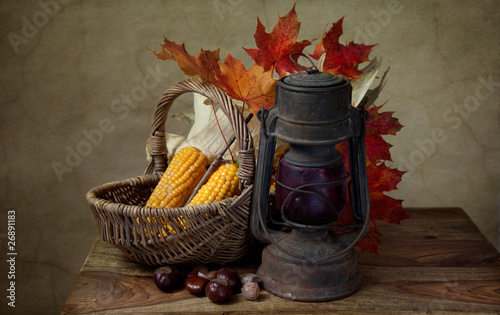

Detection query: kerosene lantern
xmin=250 ymin=54 xmax=370 ymax=301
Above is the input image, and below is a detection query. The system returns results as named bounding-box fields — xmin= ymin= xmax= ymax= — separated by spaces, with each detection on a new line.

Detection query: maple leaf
xmin=311 ymin=17 xmax=376 ymax=80
xmin=244 ymin=4 xmax=312 ymax=77
xmin=151 ymin=38 xmax=221 ymax=86
xmin=364 ymin=103 xmax=403 ymax=164
xmin=334 ymin=105 xmax=408 ymax=255
xmin=366 ymin=104 xmax=403 ymax=136
xmin=215 ymin=52 xmax=276 ymax=115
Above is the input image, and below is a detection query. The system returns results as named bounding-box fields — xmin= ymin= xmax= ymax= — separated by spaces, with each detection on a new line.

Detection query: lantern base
xmin=257 ymin=229 xmax=362 ymax=302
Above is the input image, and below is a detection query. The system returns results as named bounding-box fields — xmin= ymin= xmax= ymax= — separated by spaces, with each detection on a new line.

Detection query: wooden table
xmin=62 ymin=208 xmax=500 ymax=314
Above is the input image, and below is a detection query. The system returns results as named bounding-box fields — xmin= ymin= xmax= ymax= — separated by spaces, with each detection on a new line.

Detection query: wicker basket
xmin=86 ymin=80 xmax=256 ymax=266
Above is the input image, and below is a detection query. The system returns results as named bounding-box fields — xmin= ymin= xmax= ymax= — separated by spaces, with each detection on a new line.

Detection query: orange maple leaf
xmin=244 ymin=4 xmax=312 ymax=77
xmin=311 ymin=17 xmax=376 ymax=80
xmin=151 ymin=38 xmax=221 ymax=86
xmin=216 ymin=52 xmax=276 ymax=115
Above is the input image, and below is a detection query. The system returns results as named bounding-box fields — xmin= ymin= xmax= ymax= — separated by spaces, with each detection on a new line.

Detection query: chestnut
xmin=205 ymin=278 xmax=232 ymax=303
xmin=214 ymin=267 xmax=241 ymax=293
xmin=241 ymin=282 xmax=260 ymax=300
xmin=185 ymin=268 xmax=210 ymax=295
xmin=153 ymin=266 xmax=184 ymax=292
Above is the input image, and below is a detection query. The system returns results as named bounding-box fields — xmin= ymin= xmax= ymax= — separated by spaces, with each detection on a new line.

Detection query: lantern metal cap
xmin=283 ymin=71 xmax=345 ymax=87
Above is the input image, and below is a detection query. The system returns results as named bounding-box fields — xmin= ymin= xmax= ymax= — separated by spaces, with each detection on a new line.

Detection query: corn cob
xmin=187 ymin=162 xmax=240 ymax=205
xmin=146 ymin=146 xmax=208 ymax=208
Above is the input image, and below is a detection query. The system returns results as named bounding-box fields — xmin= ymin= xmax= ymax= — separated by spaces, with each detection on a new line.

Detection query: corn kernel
xmin=187 ymin=162 xmax=240 ymax=206
xmin=146 ymin=146 xmax=208 ymax=208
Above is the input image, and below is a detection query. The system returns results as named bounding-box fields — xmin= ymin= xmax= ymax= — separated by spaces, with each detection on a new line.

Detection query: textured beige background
xmin=0 ymin=0 xmax=499 ymax=313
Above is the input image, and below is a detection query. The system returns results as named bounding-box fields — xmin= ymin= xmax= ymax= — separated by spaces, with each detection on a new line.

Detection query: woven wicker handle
xmin=145 ymin=79 xmax=254 ymax=190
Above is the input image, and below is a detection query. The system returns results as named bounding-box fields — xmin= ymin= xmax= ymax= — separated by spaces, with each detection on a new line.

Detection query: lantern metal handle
xmin=289 ymin=52 xmax=319 ymax=74
xmin=250 ymin=106 xmax=280 ymax=244
xmin=348 ymin=106 xmax=370 ymax=224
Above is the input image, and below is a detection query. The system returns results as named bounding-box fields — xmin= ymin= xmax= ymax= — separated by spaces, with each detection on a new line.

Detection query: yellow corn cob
xmin=187 ymin=162 xmax=240 ymax=205
xmin=146 ymin=146 xmax=208 ymax=208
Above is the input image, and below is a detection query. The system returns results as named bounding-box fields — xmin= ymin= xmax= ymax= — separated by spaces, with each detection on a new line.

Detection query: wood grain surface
xmin=61 ymin=208 xmax=500 ymax=314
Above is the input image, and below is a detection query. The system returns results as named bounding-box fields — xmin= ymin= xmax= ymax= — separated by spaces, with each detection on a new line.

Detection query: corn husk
xmin=157 ymin=94 xmax=250 ymax=163
xmin=351 ymin=58 xmax=382 ymax=107
xmin=179 ymin=93 xmax=237 ymax=162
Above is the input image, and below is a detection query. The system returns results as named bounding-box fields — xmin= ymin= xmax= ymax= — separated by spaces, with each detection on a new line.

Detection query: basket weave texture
xmin=86 ymin=80 xmax=256 ymax=266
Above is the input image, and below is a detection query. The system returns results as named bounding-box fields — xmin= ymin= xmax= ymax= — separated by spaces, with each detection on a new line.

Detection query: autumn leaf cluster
xmin=151 ymin=4 xmax=408 ymax=255
xmin=151 ymin=4 xmax=376 ymax=115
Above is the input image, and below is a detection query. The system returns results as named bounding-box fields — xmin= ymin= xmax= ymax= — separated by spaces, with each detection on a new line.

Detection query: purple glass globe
xmin=275 ymin=159 xmax=348 ymax=226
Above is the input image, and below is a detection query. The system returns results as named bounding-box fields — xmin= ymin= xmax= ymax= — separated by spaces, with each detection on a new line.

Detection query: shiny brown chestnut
xmin=214 ymin=267 xmax=241 ymax=293
xmin=185 ymin=267 xmax=210 ymax=295
xmin=205 ymin=278 xmax=232 ymax=303
xmin=153 ymin=266 xmax=184 ymax=292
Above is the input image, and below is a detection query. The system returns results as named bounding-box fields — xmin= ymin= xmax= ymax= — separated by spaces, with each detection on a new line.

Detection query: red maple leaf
xmin=151 ymin=38 xmax=221 ymax=86
xmin=366 ymin=104 xmax=403 ymax=136
xmin=311 ymin=17 xmax=376 ymax=80
xmin=365 ymin=103 xmax=403 ymax=164
xmin=244 ymin=4 xmax=312 ymax=77
xmin=335 ymin=105 xmax=408 ymax=255
xmin=215 ymin=52 xmax=276 ymax=115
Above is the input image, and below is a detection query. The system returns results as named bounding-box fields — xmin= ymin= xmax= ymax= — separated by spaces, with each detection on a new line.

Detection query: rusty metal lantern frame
xmin=250 ymin=54 xmax=371 ymax=302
